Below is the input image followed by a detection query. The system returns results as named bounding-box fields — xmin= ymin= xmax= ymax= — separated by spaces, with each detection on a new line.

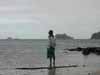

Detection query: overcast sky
xmin=0 ymin=0 xmax=100 ymax=39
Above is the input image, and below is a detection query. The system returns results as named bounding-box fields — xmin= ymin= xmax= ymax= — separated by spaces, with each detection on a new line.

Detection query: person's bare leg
xmin=50 ymin=58 xmax=52 ymax=68
xmin=53 ymin=57 xmax=55 ymax=67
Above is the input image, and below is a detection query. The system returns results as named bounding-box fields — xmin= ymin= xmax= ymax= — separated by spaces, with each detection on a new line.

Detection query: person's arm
xmin=54 ymin=38 xmax=56 ymax=47
xmin=48 ymin=37 xmax=51 ymax=48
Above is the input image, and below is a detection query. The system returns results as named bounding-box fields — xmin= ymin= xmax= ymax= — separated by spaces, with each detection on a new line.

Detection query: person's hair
xmin=48 ymin=30 xmax=54 ymax=37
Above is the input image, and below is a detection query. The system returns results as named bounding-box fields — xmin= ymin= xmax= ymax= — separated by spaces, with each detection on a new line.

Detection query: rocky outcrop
xmin=91 ymin=32 xmax=100 ymax=39
xmin=65 ymin=47 xmax=100 ymax=55
xmin=55 ymin=33 xmax=74 ymax=40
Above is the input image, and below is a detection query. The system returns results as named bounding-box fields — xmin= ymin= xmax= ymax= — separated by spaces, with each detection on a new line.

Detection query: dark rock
xmin=95 ymin=48 xmax=100 ymax=55
xmin=76 ymin=47 xmax=82 ymax=51
xmin=67 ymin=47 xmax=100 ymax=55
xmin=67 ymin=47 xmax=83 ymax=51
xmin=67 ymin=48 xmax=77 ymax=51
xmin=82 ymin=48 xmax=90 ymax=56
xmin=87 ymin=47 xmax=96 ymax=53
xmin=55 ymin=33 xmax=74 ymax=40
xmin=91 ymin=32 xmax=100 ymax=39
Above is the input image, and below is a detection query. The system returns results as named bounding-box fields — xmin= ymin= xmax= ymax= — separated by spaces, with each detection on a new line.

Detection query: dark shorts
xmin=47 ymin=47 xmax=55 ymax=59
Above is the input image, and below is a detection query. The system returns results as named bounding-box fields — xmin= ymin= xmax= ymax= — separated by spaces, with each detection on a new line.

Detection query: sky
xmin=0 ymin=0 xmax=100 ymax=39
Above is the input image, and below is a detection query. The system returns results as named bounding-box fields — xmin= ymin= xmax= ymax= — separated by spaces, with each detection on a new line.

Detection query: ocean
xmin=0 ymin=39 xmax=100 ymax=75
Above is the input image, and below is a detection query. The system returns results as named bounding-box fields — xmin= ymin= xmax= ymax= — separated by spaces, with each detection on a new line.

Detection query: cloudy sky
xmin=0 ymin=0 xmax=100 ymax=39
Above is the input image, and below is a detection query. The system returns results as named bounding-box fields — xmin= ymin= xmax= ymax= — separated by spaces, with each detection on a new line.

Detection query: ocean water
xmin=0 ymin=39 xmax=100 ymax=75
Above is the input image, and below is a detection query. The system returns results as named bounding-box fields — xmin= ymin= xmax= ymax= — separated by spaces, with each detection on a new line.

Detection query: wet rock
xmin=66 ymin=47 xmax=100 ymax=55
xmin=67 ymin=47 xmax=83 ymax=51
xmin=82 ymin=48 xmax=90 ymax=56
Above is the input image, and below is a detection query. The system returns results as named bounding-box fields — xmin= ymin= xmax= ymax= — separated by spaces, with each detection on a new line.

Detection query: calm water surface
xmin=0 ymin=39 xmax=99 ymax=75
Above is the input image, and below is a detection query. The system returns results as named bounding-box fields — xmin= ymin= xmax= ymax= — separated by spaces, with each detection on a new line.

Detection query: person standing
xmin=47 ymin=30 xmax=56 ymax=68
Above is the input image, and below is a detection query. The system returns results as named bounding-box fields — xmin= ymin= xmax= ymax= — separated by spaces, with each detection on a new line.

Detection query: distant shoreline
xmin=5 ymin=38 xmax=99 ymax=41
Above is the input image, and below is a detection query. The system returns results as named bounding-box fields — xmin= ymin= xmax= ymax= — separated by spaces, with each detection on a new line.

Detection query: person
xmin=47 ymin=30 xmax=56 ymax=68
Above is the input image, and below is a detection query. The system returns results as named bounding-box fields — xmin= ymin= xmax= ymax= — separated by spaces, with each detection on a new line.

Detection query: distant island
xmin=55 ymin=33 xmax=74 ymax=40
xmin=5 ymin=37 xmax=20 ymax=40
xmin=91 ymin=32 xmax=100 ymax=39
xmin=6 ymin=37 xmax=14 ymax=40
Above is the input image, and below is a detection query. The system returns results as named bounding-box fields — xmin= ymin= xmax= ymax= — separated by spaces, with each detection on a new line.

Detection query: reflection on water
xmin=48 ymin=68 xmax=56 ymax=75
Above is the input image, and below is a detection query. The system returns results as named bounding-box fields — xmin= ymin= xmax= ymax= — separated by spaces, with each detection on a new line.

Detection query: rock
xmin=76 ymin=47 xmax=82 ymax=51
xmin=91 ymin=32 xmax=100 ymax=39
xmin=95 ymin=48 xmax=100 ymax=55
xmin=67 ymin=47 xmax=100 ymax=55
xmin=55 ymin=33 xmax=74 ymax=40
xmin=82 ymin=48 xmax=90 ymax=56
xmin=67 ymin=47 xmax=83 ymax=51
xmin=67 ymin=48 xmax=77 ymax=51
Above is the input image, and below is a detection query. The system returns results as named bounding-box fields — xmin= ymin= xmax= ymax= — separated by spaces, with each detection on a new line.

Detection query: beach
xmin=0 ymin=39 xmax=99 ymax=75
